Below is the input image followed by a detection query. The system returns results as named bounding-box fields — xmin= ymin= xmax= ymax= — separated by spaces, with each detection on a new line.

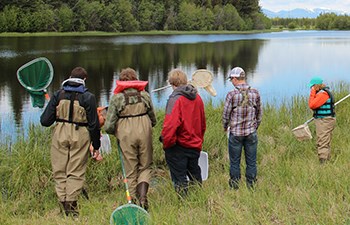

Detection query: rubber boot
xmin=65 ymin=201 xmax=79 ymax=218
xmin=319 ymin=158 xmax=327 ymax=164
xmin=136 ymin=182 xmax=149 ymax=211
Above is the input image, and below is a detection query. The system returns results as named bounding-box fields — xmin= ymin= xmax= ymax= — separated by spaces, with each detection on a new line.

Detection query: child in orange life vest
xmin=308 ymin=76 xmax=336 ymax=164
xmin=89 ymin=106 xmax=108 ymax=161
xmin=104 ymin=68 xmax=157 ymax=211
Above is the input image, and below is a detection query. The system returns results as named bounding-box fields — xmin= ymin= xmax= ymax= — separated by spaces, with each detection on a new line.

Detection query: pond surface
xmin=1 ymin=30 xmax=350 ymax=143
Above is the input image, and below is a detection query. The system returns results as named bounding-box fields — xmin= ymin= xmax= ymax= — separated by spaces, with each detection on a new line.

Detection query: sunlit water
xmin=1 ymin=30 xmax=350 ymax=143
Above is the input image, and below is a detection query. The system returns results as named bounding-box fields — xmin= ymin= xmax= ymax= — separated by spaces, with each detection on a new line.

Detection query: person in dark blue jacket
xmin=40 ymin=67 xmax=100 ymax=217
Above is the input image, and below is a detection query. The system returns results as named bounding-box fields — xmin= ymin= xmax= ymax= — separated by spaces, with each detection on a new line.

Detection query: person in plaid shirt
xmin=222 ymin=67 xmax=262 ymax=190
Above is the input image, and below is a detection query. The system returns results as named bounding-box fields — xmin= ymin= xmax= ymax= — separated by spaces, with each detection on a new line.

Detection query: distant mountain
xmin=262 ymin=8 xmax=348 ymax=18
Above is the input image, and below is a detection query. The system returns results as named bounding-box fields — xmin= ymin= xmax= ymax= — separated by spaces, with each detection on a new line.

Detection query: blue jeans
xmin=228 ymin=131 xmax=258 ymax=188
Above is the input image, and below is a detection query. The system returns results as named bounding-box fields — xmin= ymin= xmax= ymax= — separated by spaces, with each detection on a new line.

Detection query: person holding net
xmin=104 ymin=68 xmax=157 ymax=211
xmin=308 ymin=76 xmax=336 ymax=164
xmin=40 ymin=67 xmax=101 ymax=217
xmin=160 ymin=68 xmax=206 ymax=197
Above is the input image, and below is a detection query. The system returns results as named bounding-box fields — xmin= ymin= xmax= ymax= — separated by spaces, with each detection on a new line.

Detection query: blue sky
xmin=259 ymin=0 xmax=350 ymax=13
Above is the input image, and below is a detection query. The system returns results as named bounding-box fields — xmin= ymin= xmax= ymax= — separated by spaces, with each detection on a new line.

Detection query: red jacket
xmin=161 ymin=85 xmax=206 ymax=151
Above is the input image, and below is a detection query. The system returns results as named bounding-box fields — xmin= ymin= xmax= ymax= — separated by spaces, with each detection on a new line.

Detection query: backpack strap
xmin=233 ymin=86 xmax=251 ymax=107
xmin=238 ymin=86 xmax=251 ymax=107
xmin=123 ymin=91 xmax=142 ymax=105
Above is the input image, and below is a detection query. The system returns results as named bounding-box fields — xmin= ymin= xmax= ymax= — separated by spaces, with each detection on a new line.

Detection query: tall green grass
xmin=1 ymin=84 xmax=350 ymax=224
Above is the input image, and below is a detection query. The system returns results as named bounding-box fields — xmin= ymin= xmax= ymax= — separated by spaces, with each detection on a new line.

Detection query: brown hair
xmin=314 ymin=83 xmax=326 ymax=91
xmin=168 ymin=69 xmax=187 ymax=87
xmin=70 ymin=67 xmax=88 ymax=79
xmin=119 ymin=68 xmax=138 ymax=81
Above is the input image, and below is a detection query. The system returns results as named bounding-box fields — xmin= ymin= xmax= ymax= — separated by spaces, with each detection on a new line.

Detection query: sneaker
xmin=229 ymin=179 xmax=239 ymax=190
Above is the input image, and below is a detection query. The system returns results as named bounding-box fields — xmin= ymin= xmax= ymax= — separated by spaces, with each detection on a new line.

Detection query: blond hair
xmin=168 ymin=69 xmax=187 ymax=87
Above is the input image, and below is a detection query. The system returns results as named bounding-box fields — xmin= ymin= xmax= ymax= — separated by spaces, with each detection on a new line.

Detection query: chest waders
xmin=52 ymin=89 xmax=90 ymax=217
xmin=56 ymin=90 xmax=88 ymax=129
xmin=118 ymin=91 xmax=148 ymax=119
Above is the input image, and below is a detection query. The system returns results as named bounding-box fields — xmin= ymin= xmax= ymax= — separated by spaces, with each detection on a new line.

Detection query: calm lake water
xmin=1 ymin=30 xmax=350 ymax=143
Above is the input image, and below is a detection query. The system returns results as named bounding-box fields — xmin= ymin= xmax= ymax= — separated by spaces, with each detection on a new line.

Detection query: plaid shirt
xmin=222 ymin=83 xmax=262 ymax=136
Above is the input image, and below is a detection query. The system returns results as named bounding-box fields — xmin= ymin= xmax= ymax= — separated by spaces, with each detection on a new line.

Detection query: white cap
xmin=227 ymin=67 xmax=245 ymax=79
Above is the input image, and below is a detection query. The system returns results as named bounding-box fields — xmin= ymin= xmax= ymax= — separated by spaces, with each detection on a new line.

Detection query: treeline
xmin=271 ymin=13 xmax=350 ymax=30
xmin=0 ymin=0 xmax=271 ymax=33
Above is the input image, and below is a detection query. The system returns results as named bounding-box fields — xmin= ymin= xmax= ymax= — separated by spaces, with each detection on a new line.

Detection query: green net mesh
xmin=17 ymin=57 xmax=53 ymax=92
xmin=17 ymin=57 xmax=53 ymax=108
xmin=28 ymin=90 xmax=46 ymax=108
xmin=110 ymin=204 xmax=149 ymax=225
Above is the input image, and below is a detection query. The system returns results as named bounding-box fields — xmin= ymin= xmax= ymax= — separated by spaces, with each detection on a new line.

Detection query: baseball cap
xmin=308 ymin=76 xmax=323 ymax=88
xmin=227 ymin=67 xmax=245 ymax=79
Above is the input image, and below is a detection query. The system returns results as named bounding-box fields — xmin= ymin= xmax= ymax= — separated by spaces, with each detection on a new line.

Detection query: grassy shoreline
xmin=1 ymin=84 xmax=350 ymax=224
xmin=0 ymin=29 xmax=284 ymax=37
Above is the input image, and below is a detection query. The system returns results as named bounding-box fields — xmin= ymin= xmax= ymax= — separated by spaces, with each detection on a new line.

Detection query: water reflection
xmin=1 ymin=31 xmax=350 ymax=143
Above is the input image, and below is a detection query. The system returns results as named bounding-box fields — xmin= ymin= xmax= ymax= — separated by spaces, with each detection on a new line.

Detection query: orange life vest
xmin=113 ymin=80 xmax=148 ymax=94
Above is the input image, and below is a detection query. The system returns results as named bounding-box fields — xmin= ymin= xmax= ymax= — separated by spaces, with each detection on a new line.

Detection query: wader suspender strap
xmin=124 ymin=91 xmax=142 ymax=105
xmin=119 ymin=91 xmax=148 ymax=118
xmin=56 ymin=90 xmax=88 ymax=127
xmin=55 ymin=119 xmax=89 ymax=127
xmin=68 ymin=92 xmax=76 ymax=123
xmin=118 ymin=113 xmax=148 ymax=118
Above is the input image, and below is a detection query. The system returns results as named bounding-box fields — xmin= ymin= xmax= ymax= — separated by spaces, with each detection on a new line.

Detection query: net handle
xmin=117 ymin=140 xmax=132 ymax=204
xmin=303 ymin=93 xmax=350 ymax=125
xmin=151 ymin=69 xmax=217 ymax=96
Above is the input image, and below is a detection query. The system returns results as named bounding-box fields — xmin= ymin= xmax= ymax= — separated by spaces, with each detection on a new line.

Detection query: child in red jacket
xmin=160 ymin=68 xmax=206 ymax=197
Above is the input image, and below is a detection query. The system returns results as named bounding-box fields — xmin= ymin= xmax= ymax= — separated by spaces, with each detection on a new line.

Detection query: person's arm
xmin=85 ymin=93 xmax=101 ymax=150
xmin=256 ymin=91 xmax=263 ymax=128
xmin=222 ymin=92 xmax=233 ymax=131
xmin=200 ymin=97 xmax=206 ymax=138
xmin=104 ymin=94 xmax=122 ymax=134
xmin=309 ymin=88 xmax=329 ymax=109
xmin=40 ymin=90 xmax=59 ymax=127
xmin=141 ymin=91 xmax=157 ymax=127
xmin=161 ymin=97 xmax=181 ymax=149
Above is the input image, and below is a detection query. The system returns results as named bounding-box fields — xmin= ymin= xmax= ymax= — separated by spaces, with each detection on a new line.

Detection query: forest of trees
xmin=0 ymin=0 xmax=271 ymax=32
xmin=271 ymin=13 xmax=350 ymax=30
xmin=0 ymin=1 xmax=349 ymax=33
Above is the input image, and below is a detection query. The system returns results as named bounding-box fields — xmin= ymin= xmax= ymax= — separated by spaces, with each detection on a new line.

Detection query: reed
xmin=1 ymin=85 xmax=350 ymax=224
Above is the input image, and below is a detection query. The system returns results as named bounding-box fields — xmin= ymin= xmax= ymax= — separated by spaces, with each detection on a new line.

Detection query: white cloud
xmin=260 ymin=0 xmax=350 ymax=13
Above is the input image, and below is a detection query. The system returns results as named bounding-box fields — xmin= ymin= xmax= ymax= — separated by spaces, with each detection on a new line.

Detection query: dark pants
xmin=228 ymin=131 xmax=258 ymax=188
xmin=165 ymin=144 xmax=202 ymax=196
